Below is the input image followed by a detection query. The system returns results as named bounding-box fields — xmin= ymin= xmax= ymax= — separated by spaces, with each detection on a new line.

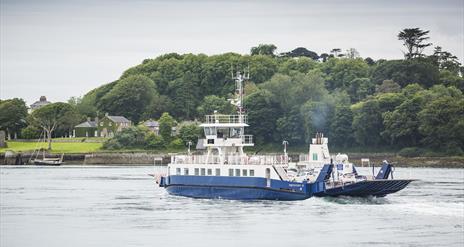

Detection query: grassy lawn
xmin=0 ymin=141 xmax=102 ymax=154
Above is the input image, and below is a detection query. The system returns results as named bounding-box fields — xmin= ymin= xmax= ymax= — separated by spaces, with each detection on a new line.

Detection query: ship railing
xmin=204 ymin=114 xmax=248 ymax=124
xmin=171 ymin=154 xmax=289 ymax=166
xmin=299 ymin=154 xmax=310 ymax=162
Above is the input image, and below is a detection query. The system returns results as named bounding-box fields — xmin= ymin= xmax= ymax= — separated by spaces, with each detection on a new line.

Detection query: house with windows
xmin=73 ymin=113 xmax=132 ymax=138
xmin=142 ymin=120 xmax=160 ymax=135
xmin=73 ymin=118 xmax=98 ymax=137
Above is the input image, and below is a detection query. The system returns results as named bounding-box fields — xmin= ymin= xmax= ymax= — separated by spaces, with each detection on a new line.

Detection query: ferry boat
xmin=293 ymin=133 xmax=415 ymax=197
xmin=157 ymin=72 xmax=332 ymax=200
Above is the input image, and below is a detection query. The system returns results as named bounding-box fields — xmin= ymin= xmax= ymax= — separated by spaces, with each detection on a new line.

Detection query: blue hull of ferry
xmin=162 ymin=175 xmax=311 ymax=201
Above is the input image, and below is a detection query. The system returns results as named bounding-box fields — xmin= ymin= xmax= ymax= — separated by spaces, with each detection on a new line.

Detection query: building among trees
xmin=73 ymin=113 xmax=132 ymax=137
xmin=29 ymin=96 xmax=51 ymax=112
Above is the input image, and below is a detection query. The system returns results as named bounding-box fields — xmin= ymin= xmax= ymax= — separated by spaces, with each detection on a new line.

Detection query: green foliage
xmin=398 ymin=147 xmax=425 ymax=157
xmin=179 ymin=123 xmax=202 ymax=146
xmin=348 ymin=78 xmax=375 ymax=102
xmin=330 ymin=105 xmax=354 ymax=148
xmin=196 ymin=95 xmax=233 ymax=116
xmin=20 ymin=126 xmax=41 ymax=139
xmin=371 ymin=59 xmax=439 ymax=88
xmin=68 ymin=96 xmax=97 ymax=118
xmin=250 ymin=44 xmax=277 ymax=56
xmin=168 ymin=138 xmax=184 ymax=150
xmin=321 ymin=58 xmax=369 ymax=90
xmin=418 ymin=91 xmax=464 ymax=152
xmin=352 ymin=100 xmax=384 ymax=146
xmin=244 ymin=89 xmax=281 ymax=144
xmin=278 ymin=57 xmax=318 ymax=74
xmin=159 ymin=112 xmax=176 ymax=142
xmin=68 ymin=40 xmax=462 ymax=153
xmin=102 ymin=126 xmax=147 ymax=149
xmin=98 ymin=75 xmax=157 ymax=123
xmin=276 ymin=107 xmax=305 ymax=145
xmin=382 ymin=96 xmax=424 ymax=146
xmin=28 ymin=102 xmax=81 ymax=149
xmin=145 ymin=133 xmax=165 ymax=149
xmin=0 ymin=98 xmax=28 ymax=138
xmin=170 ymin=72 xmax=200 ymax=119
xmin=375 ymin=80 xmax=401 ymax=94
xmin=398 ymin=28 xmax=432 ymax=59
xmin=281 ymin=47 xmax=319 ymax=60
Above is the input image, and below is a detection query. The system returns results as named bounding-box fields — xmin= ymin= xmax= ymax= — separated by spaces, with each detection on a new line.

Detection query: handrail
xmin=204 ymin=115 xmax=248 ymax=124
xmin=171 ymin=154 xmax=288 ymax=166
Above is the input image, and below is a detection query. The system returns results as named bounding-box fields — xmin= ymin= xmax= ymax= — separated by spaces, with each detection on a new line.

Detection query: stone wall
xmin=83 ymin=153 xmax=170 ymax=165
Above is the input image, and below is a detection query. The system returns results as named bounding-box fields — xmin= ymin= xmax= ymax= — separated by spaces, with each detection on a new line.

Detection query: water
xmin=1 ymin=166 xmax=463 ymax=247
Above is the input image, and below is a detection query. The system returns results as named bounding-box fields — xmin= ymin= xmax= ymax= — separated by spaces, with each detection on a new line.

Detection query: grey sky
xmin=1 ymin=0 xmax=463 ymax=106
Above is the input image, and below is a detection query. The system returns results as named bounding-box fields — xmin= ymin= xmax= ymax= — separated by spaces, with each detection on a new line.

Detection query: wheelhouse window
xmin=184 ymin=168 xmax=189 ymax=175
xmin=176 ymin=168 xmax=181 ymax=175
xmin=207 ymin=169 xmax=212 ymax=176
xmin=201 ymin=168 xmax=206 ymax=176
xmin=194 ymin=168 xmax=199 ymax=176
xmin=235 ymin=169 xmax=240 ymax=176
xmin=242 ymin=169 xmax=247 ymax=176
xmin=215 ymin=168 xmax=220 ymax=176
xmin=204 ymin=127 xmax=217 ymax=136
xmin=229 ymin=169 xmax=233 ymax=176
xmin=250 ymin=170 xmax=255 ymax=176
xmin=312 ymin=153 xmax=318 ymax=161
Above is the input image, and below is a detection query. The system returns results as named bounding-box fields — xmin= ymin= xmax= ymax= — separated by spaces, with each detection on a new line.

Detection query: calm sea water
xmin=0 ymin=165 xmax=463 ymax=247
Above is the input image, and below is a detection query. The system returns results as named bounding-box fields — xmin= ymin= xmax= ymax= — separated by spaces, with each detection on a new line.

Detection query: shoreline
xmin=1 ymin=151 xmax=463 ymax=168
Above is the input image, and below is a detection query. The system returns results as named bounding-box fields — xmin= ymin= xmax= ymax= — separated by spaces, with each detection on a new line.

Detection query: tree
xmin=142 ymin=95 xmax=174 ymax=120
xmin=98 ymin=75 xmax=157 ymax=123
xmin=178 ymin=123 xmax=202 ymax=146
xmin=330 ymin=105 xmax=354 ymax=148
xmin=330 ymin=48 xmax=342 ymax=57
xmin=346 ymin=48 xmax=360 ymax=59
xmin=250 ymin=44 xmax=277 ymax=56
xmin=278 ymin=57 xmax=318 ymax=74
xmin=197 ymin=95 xmax=234 ymax=116
xmin=364 ymin=57 xmax=375 ymax=65
xmin=170 ymin=72 xmax=200 ymax=119
xmin=347 ymin=78 xmax=375 ymax=102
xmin=321 ymin=58 xmax=370 ymax=90
xmin=68 ymin=96 xmax=97 ymax=118
xmin=159 ymin=112 xmax=176 ymax=142
xmin=371 ymin=59 xmax=439 ymax=88
xmin=0 ymin=98 xmax=28 ymax=139
xmin=320 ymin=53 xmax=329 ymax=62
xmin=102 ymin=126 xmax=147 ymax=150
xmin=430 ymin=46 xmax=461 ymax=74
xmin=244 ymin=90 xmax=281 ymax=144
xmin=352 ymin=100 xmax=384 ymax=146
xmin=276 ymin=106 xmax=305 ymax=145
xmin=375 ymin=80 xmax=401 ymax=94
xmin=28 ymin=103 xmax=79 ymax=150
xmin=382 ymin=96 xmax=424 ymax=146
xmin=398 ymin=28 xmax=432 ymax=59
xmin=281 ymin=47 xmax=319 ymax=60
xmin=418 ymin=88 xmax=464 ymax=153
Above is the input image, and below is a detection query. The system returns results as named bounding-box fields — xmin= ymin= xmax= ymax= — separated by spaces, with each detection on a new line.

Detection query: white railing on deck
xmin=171 ymin=154 xmax=288 ymax=166
xmin=205 ymin=115 xmax=247 ymax=124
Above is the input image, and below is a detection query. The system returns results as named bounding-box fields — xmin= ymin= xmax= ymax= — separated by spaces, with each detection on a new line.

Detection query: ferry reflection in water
xmin=1 ymin=166 xmax=463 ymax=247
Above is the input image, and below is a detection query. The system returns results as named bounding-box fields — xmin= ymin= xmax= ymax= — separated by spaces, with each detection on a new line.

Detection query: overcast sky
xmin=1 ymin=0 xmax=463 ymax=106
